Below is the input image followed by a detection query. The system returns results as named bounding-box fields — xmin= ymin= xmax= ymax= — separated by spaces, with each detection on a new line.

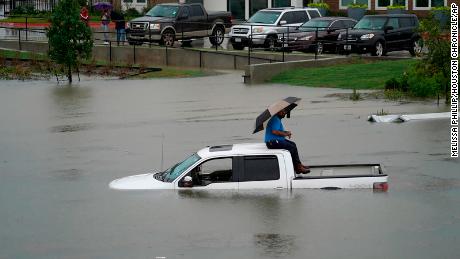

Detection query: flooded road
xmin=0 ymin=73 xmax=459 ymax=259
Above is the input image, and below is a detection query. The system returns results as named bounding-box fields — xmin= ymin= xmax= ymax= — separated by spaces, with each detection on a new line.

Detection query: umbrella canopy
xmin=253 ymin=97 xmax=301 ymax=134
xmin=93 ymin=2 xmax=113 ymax=11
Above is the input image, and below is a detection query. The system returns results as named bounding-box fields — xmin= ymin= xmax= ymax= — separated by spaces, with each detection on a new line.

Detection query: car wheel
xmin=264 ymin=35 xmax=277 ymax=51
xmin=409 ymin=38 xmax=423 ymax=57
xmin=160 ymin=30 xmax=175 ymax=47
xmin=316 ymin=42 xmax=323 ymax=55
xmin=371 ymin=41 xmax=385 ymax=57
xmin=232 ymin=43 xmax=244 ymax=50
xmin=210 ymin=26 xmax=225 ymax=46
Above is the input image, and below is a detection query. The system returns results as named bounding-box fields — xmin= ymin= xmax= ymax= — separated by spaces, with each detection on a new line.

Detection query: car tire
xmin=210 ymin=26 xmax=225 ymax=46
xmin=232 ymin=43 xmax=244 ymax=50
xmin=264 ymin=35 xmax=277 ymax=51
xmin=160 ymin=30 xmax=175 ymax=47
xmin=371 ymin=41 xmax=385 ymax=57
xmin=409 ymin=38 xmax=423 ymax=57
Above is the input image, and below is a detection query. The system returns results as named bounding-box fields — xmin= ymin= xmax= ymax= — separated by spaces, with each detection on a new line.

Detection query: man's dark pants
xmin=266 ymin=139 xmax=301 ymax=165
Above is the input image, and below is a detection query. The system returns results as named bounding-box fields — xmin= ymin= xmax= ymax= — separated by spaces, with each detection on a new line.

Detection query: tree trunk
xmin=68 ymin=65 xmax=72 ymax=83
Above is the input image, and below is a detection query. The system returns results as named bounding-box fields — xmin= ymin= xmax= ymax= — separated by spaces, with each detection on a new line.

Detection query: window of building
xmin=186 ymin=0 xmax=204 ymax=4
xmin=228 ymin=0 xmax=245 ymax=20
xmin=240 ymin=156 xmax=280 ymax=182
xmin=123 ymin=0 xmax=133 ymax=3
xmin=272 ymin=0 xmax=291 ymax=7
xmin=250 ymin=0 xmax=268 ymax=17
xmin=340 ymin=0 xmax=371 ymax=9
xmin=413 ymin=0 xmax=446 ymax=10
xmin=376 ymin=0 xmax=407 ymax=10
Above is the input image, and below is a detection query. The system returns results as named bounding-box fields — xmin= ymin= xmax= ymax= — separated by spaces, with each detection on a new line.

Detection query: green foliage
xmin=348 ymin=3 xmax=368 ymax=8
xmin=47 ymin=0 xmax=93 ymax=83
xmin=125 ymin=8 xmax=141 ymax=19
xmin=431 ymin=6 xmax=450 ymax=11
xmin=387 ymin=5 xmax=405 ymax=9
xmin=9 ymin=5 xmax=51 ymax=18
xmin=408 ymin=14 xmax=451 ymax=98
xmin=307 ymin=2 xmax=330 ymax=9
xmin=384 ymin=89 xmax=405 ymax=100
xmin=407 ymin=72 xmax=440 ymax=97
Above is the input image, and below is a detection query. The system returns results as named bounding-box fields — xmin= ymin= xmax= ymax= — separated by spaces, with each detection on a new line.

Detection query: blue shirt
xmin=265 ymin=115 xmax=285 ymax=142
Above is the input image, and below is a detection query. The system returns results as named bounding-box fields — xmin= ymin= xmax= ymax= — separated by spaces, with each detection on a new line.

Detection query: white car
xmin=229 ymin=7 xmax=321 ymax=50
xmin=110 ymin=143 xmax=388 ymax=191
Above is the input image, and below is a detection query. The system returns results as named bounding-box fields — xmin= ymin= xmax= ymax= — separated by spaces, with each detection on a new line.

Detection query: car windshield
xmin=145 ymin=5 xmax=179 ymax=18
xmin=160 ymin=153 xmax=201 ymax=182
xmin=300 ymin=20 xmax=331 ymax=32
xmin=247 ymin=11 xmax=281 ymax=24
xmin=354 ymin=17 xmax=387 ymax=30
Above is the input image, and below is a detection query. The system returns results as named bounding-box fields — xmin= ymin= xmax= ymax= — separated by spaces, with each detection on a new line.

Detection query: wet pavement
xmin=0 ymin=73 xmax=459 ymax=259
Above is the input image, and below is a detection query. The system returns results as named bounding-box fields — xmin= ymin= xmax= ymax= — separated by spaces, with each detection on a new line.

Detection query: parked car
xmin=228 ymin=7 xmax=321 ymax=50
xmin=110 ymin=143 xmax=388 ymax=190
xmin=279 ymin=17 xmax=357 ymax=54
xmin=337 ymin=14 xmax=422 ymax=57
xmin=126 ymin=3 xmax=232 ymax=47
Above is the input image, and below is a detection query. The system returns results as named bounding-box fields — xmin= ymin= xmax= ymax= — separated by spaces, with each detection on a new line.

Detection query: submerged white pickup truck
xmin=109 ymin=143 xmax=388 ymax=191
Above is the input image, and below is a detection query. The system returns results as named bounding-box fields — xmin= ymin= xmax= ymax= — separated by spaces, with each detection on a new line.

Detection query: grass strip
xmin=270 ymin=59 xmax=417 ymax=89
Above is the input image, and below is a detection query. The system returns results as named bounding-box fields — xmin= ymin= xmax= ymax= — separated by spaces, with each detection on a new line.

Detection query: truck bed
xmin=292 ymin=164 xmax=388 ymax=190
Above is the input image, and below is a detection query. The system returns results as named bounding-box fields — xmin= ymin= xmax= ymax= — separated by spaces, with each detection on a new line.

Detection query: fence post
xmin=248 ymin=25 xmax=252 ymax=65
xmin=25 ymin=16 xmax=28 ymax=41
xmin=165 ymin=45 xmax=168 ymax=66
xmin=109 ymin=40 xmax=112 ymax=63
xmin=133 ymin=44 xmax=136 ymax=64
xmin=149 ymin=22 xmax=151 ymax=48
xmin=282 ymin=32 xmax=285 ymax=62
xmin=18 ymin=28 xmax=22 ymax=51
xmin=315 ymin=27 xmax=318 ymax=60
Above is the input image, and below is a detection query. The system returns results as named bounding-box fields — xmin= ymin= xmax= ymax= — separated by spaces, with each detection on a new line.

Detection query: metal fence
xmin=0 ymin=19 xmax=354 ymax=66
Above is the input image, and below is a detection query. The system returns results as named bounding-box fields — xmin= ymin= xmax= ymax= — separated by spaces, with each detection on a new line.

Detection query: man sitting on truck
xmin=265 ymin=109 xmax=310 ymax=174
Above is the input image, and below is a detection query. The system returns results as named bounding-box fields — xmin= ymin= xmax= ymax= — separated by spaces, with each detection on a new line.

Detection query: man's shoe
xmin=296 ymin=164 xmax=308 ymax=174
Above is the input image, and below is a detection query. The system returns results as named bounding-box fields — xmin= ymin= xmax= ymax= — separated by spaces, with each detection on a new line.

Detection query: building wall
xmin=326 ymin=0 xmax=454 ymax=17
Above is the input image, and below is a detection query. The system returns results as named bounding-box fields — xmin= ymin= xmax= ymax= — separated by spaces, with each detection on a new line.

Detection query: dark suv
xmin=337 ymin=14 xmax=422 ymax=56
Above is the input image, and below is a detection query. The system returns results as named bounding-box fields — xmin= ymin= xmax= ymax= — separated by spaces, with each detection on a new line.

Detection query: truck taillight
xmin=373 ymin=182 xmax=388 ymax=191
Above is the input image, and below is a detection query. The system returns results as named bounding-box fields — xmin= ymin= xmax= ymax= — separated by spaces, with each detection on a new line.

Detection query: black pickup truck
xmin=126 ymin=3 xmax=232 ymax=47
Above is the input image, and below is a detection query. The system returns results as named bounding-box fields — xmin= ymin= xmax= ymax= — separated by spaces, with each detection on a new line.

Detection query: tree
xmin=47 ymin=0 xmax=93 ymax=83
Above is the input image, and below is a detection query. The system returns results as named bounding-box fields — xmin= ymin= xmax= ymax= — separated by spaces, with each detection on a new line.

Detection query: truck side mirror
xmin=180 ymin=176 xmax=193 ymax=187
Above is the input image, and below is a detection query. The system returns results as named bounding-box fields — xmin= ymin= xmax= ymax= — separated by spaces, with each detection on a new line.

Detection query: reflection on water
xmin=254 ymin=233 xmax=297 ymax=257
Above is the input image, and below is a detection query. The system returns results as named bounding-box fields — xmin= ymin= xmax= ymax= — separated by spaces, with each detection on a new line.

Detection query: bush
xmin=348 ymin=3 xmax=368 ymax=8
xmin=125 ymin=8 xmax=141 ymax=18
xmin=387 ymin=5 xmax=405 ymax=9
xmin=407 ymin=73 xmax=440 ymax=97
xmin=308 ymin=2 xmax=330 ymax=9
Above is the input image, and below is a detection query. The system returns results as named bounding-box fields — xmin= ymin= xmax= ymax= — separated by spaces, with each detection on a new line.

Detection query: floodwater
xmin=0 ymin=73 xmax=459 ymax=259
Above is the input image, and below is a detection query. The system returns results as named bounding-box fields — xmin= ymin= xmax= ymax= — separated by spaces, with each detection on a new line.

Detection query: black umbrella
xmin=253 ymin=97 xmax=301 ymax=134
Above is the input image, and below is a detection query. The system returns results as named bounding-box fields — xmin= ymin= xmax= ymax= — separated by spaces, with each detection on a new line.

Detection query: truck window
xmin=190 ymin=5 xmax=205 ymax=17
xmin=241 ymin=156 xmax=280 ymax=181
xmin=307 ymin=10 xmax=320 ymax=19
xmin=292 ymin=11 xmax=308 ymax=24
xmin=194 ymin=158 xmax=235 ymax=184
